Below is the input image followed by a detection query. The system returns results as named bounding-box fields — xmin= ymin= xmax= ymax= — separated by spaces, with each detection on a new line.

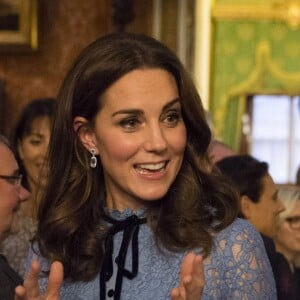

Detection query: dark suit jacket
xmin=261 ymin=234 xmax=300 ymax=300
xmin=0 ymin=254 xmax=23 ymax=300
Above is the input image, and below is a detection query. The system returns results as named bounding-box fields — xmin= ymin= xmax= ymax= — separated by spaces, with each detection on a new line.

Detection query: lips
xmin=134 ymin=161 xmax=168 ymax=174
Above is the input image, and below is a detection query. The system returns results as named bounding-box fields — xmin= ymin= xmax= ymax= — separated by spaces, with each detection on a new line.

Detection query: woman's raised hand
xmin=15 ymin=260 xmax=63 ymax=300
xmin=170 ymin=252 xmax=205 ymax=300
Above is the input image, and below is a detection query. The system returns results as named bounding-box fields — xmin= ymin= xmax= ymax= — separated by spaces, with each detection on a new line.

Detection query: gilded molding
xmin=212 ymin=1 xmax=300 ymax=28
xmin=214 ymin=40 xmax=300 ymax=140
xmin=227 ymin=41 xmax=300 ymax=95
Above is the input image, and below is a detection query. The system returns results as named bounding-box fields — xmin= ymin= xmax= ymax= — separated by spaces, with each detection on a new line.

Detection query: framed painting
xmin=0 ymin=0 xmax=38 ymax=51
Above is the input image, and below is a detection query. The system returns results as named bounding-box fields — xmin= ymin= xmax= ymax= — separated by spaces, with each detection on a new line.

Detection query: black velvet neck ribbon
xmin=100 ymin=214 xmax=147 ymax=300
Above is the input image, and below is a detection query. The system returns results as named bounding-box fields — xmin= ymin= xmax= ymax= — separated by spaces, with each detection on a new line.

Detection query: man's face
xmin=246 ymin=174 xmax=285 ymax=238
xmin=0 ymin=143 xmax=29 ymax=244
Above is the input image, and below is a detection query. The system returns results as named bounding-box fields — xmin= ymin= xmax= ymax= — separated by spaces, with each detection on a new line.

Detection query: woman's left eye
xmin=119 ymin=117 xmax=140 ymax=130
xmin=29 ymin=139 xmax=42 ymax=146
xmin=163 ymin=111 xmax=181 ymax=126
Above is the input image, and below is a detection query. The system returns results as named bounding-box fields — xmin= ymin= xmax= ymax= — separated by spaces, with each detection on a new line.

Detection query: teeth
xmin=138 ymin=162 xmax=165 ymax=170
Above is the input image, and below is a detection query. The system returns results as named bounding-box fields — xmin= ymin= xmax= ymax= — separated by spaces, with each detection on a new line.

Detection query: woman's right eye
xmin=119 ymin=118 xmax=140 ymax=130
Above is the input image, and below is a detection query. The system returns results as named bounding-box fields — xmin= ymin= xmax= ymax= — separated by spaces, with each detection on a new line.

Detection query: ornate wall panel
xmin=210 ymin=0 xmax=300 ymax=149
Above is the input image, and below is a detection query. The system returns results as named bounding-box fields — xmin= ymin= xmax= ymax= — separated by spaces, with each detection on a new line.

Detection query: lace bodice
xmin=25 ymin=211 xmax=276 ymax=299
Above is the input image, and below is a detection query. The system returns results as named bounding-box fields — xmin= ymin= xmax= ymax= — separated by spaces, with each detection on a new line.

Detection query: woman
xmin=274 ymin=187 xmax=300 ymax=298
xmin=16 ymin=33 xmax=276 ymax=299
xmin=1 ymin=98 xmax=55 ymax=276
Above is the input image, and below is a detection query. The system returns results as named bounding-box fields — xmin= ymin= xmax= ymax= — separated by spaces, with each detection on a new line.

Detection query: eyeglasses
xmin=285 ymin=216 xmax=300 ymax=230
xmin=0 ymin=174 xmax=23 ymax=188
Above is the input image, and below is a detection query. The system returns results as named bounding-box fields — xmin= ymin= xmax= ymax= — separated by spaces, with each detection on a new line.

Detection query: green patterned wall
xmin=210 ymin=3 xmax=300 ymax=150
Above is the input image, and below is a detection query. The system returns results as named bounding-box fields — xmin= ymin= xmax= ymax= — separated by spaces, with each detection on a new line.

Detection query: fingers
xmin=14 ymin=260 xmax=63 ymax=300
xmin=184 ymin=254 xmax=204 ymax=300
xmin=14 ymin=285 xmax=26 ymax=300
xmin=45 ymin=261 xmax=64 ymax=298
xmin=180 ymin=252 xmax=196 ymax=284
xmin=171 ymin=252 xmax=205 ymax=300
xmin=22 ymin=260 xmax=41 ymax=298
xmin=170 ymin=286 xmax=186 ymax=300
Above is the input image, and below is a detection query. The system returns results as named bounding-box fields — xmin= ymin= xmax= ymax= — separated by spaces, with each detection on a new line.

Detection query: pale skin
xmin=15 ymin=68 xmax=205 ymax=299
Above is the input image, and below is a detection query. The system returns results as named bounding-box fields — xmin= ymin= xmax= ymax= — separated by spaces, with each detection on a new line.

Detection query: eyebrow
xmin=28 ymin=132 xmax=45 ymax=137
xmin=112 ymin=97 xmax=181 ymax=117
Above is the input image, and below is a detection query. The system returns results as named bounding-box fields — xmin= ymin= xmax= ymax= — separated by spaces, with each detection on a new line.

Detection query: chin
xmin=136 ymin=189 xmax=169 ymax=202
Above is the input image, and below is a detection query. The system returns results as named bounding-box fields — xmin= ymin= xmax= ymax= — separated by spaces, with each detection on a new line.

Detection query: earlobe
xmin=73 ymin=116 xmax=99 ymax=153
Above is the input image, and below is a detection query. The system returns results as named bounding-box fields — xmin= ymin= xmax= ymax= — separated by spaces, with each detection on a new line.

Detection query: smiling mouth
xmin=135 ymin=161 xmax=168 ymax=174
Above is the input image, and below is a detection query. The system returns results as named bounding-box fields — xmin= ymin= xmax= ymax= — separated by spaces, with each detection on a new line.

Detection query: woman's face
xmin=89 ymin=68 xmax=187 ymax=211
xmin=18 ymin=116 xmax=51 ymax=190
xmin=275 ymin=201 xmax=300 ymax=260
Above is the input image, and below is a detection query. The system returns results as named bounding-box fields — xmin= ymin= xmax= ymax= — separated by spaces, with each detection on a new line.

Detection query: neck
xmin=106 ymin=194 xmax=145 ymax=212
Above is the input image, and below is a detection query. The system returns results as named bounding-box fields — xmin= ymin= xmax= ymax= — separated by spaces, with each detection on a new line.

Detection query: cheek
xmin=168 ymin=126 xmax=187 ymax=153
xmin=277 ymin=226 xmax=292 ymax=242
xmin=0 ymin=196 xmax=17 ymax=217
xmin=98 ymin=134 xmax=139 ymax=162
xmin=21 ymin=145 xmax=36 ymax=162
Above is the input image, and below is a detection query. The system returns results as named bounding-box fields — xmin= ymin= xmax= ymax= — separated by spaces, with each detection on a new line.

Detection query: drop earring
xmin=90 ymin=149 xmax=97 ymax=168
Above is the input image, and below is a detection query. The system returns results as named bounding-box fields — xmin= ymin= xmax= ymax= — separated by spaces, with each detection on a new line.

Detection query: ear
xmin=73 ymin=116 xmax=99 ymax=154
xmin=240 ymin=195 xmax=253 ymax=219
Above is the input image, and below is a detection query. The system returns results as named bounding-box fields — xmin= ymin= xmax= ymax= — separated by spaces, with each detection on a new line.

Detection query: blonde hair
xmin=277 ymin=186 xmax=300 ymax=225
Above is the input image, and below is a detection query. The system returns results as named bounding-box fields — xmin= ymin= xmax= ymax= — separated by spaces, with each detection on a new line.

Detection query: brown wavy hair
xmin=36 ymin=33 xmax=239 ymax=281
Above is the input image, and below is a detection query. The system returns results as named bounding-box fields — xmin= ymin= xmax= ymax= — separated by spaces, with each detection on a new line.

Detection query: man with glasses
xmin=0 ymin=134 xmax=29 ymax=299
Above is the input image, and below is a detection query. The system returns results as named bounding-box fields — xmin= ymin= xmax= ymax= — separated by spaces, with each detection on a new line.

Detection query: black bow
xmin=100 ymin=214 xmax=147 ymax=299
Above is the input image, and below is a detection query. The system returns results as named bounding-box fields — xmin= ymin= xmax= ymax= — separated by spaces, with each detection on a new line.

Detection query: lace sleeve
xmin=204 ymin=219 xmax=277 ymax=299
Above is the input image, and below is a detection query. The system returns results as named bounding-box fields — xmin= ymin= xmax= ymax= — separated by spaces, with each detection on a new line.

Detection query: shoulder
xmin=215 ymin=217 xmax=262 ymax=244
xmin=203 ymin=219 xmax=277 ymax=298
xmin=210 ymin=218 xmax=268 ymax=262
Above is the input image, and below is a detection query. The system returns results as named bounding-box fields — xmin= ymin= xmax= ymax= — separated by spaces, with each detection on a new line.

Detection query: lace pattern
xmin=25 ymin=214 xmax=276 ymax=300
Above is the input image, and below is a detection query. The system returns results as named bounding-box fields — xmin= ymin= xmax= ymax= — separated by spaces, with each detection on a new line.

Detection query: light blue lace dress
xmin=26 ymin=209 xmax=277 ymax=299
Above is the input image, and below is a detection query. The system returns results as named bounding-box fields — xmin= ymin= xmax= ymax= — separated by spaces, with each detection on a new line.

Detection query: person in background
xmin=273 ymin=186 xmax=300 ymax=299
xmin=0 ymin=134 xmax=30 ymax=299
xmin=16 ymin=33 xmax=275 ymax=300
xmin=204 ymin=110 xmax=236 ymax=164
xmin=216 ymin=154 xmax=288 ymax=299
xmin=1 ymin=98 xmax=55 ymax=277
xmin=208 ymin=139 xmax=236 ymax=164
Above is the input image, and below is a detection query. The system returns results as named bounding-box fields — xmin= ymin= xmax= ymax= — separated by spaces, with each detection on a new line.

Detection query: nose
xmin=18 ymin=185 xmax=30 ymax=202
xmin=143 ymin=124 xmax=168 ymax=153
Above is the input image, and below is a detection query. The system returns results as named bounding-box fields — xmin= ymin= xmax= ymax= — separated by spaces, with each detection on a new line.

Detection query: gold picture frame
xmin=0 ymin=0 xmax=38 ymax=51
